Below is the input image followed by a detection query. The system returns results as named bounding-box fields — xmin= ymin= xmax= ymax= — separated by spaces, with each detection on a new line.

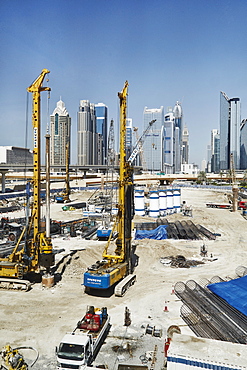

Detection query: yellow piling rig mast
xmin=103 ymin=81 xmax=133 ymax=270
xmin=84 ymin=81 xmax=136 ymax=295
xmin=0 ymin=69 xmax=54 ymax=290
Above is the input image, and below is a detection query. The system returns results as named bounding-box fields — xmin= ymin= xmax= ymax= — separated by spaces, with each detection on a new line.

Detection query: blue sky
xmin=1 ymin=0 xmax=247 ymax=167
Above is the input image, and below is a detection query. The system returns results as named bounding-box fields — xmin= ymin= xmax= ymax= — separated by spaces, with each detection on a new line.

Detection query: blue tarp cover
xmin=207 ymin=275 xmax=247 ymax=316
xmin=135 ymin=225 xmax=168 ymax=240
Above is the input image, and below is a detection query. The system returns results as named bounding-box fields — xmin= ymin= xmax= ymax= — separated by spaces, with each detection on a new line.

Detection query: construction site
xmin=0 ymin=71 xmax=247 ymax=370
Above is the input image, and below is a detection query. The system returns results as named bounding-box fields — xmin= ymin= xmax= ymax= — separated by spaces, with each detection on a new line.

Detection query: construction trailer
xmin=166 ymin=333 xmax=247 ymax=369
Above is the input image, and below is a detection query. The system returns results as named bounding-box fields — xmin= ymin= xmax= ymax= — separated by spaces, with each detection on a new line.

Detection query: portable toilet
xmin=149 ymin=190 xmax=159 ymax=218
xmin=134 ymin=188 xmax=145 ymax=216
xmin=173 ymin=188 xmax=181 ymax=213
xmin=166 ymin=189 xmax=173 ymax=214
xmin=159 ymin=189 xmax=167 ymax=216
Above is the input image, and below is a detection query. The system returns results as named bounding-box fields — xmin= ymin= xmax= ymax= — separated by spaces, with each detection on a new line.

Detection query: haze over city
xmin=1 ymin=0 xmax=247 ymax=166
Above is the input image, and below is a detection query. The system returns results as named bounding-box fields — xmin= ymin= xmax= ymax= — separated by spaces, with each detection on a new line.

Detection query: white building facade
xmin=50 ymin=99 xmax=71 ymax=166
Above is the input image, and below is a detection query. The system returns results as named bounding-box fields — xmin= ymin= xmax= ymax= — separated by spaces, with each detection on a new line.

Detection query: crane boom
xmin=128 ymin=119 xmax=156 ymax=164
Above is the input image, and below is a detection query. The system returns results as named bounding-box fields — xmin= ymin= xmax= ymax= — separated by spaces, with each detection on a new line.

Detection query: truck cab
xmin=56 ymin=333 xmax=92 ymax=369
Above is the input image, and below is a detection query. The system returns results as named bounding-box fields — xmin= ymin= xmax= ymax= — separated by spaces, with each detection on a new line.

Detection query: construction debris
xmin=160 ymin=255 xmax=205 ymax=268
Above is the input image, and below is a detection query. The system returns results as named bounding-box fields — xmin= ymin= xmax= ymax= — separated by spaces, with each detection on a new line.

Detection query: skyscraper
xmin=77 ymin=100 xmax=97 ymax=166
xmin=164 ymin=108 xmax=174 ymax=173
xmin=210 ymin=129 xmax=219 ymax=172
xmin=173 ymin=101 xmax=183 ymax=173
xmin=182 ymin=124 xmax=189 ymax=164
xmin=143 ymin=106 xmax=164 ymax=172
xmin=50 ymin=99 xmax=71 ymax=166
xmin=212 ymin=133 xmax=220 ymax=173
xmin=95 ymin=103 xmax=108 ymax=164
xmin=240 ymin=119 xmax=247 ymax=170
xmin=220 ymin=92 xmax=241 ymax=170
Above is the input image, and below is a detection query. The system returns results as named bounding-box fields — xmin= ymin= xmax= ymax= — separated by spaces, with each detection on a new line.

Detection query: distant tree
xmin=197 ymin=171 xmax=207 ymax=184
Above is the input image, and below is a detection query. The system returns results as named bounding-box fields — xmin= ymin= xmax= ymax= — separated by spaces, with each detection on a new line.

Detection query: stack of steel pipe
xmin=175 ymin=279 xmax=247 ymax=343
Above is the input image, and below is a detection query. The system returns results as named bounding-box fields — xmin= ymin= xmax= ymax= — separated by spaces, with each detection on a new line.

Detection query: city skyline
xmin=1 ymin=1 xmax=247 ymax=166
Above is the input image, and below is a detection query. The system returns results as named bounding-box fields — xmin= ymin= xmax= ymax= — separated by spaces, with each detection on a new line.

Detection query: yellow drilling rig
xmin=0 ymin=69 xmax=54 ymax=290
xmin=83 ymin=81 xmax=136 ymax=296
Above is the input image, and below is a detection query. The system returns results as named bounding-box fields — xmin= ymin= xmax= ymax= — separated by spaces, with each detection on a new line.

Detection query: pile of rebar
xmin=135 ymin=219 xmax=216 ymax=240
xmin=174 ymin=268 xmax=247 ymax=343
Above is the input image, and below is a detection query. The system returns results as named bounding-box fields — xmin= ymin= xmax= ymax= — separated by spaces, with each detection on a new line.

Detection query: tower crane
xmin=128 ymin=119 xmax=156 ymax=165
xmin=84 ymin=81 xmax=136 ymax=296
xmin=0 ymin=69 xmax=54 ymax=290
xmin=132 ymin=127 xmax=145 ymax=168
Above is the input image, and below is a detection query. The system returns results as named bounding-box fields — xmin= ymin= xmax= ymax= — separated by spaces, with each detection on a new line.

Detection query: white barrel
xmin=149 ymin=191 xmax=159 ymax=217
xmin=111 ymin=207 xmax=118 ymax=215
xmin=173 ymin=188 xmax=181 ymax=213
xmin=166 ymin=189 xmax=173 ymax=214
xmin=134 ymin=188 xmax=145 ymax=216
xmin=159 ymin=190 xmax=167 ymax=216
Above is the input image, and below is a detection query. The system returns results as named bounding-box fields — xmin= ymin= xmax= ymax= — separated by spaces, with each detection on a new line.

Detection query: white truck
xmin=56 ymin=306 xmax=110 ymax=370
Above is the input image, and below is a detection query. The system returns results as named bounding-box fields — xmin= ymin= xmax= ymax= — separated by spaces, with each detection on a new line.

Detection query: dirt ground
xmin=0 ymin=187 xmax=247 ymax=369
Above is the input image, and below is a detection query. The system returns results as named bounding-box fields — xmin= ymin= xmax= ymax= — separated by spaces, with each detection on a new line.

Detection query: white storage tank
xmin=166 ymin=189 xmax=173 ymax=214
xmin=134 ymin=188 xmax=145 ymax=216
xmin=159 ymin=189 xmax=167 ymax=216
xmin=173 ymin=188 xmax=181 ymax=213
xmin=149 ymin=190 xmax=159 ymax=218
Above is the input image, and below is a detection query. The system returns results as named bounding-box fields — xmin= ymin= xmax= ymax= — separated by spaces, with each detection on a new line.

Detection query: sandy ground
xmin=0 ymin=187 xmax=247 ymax=369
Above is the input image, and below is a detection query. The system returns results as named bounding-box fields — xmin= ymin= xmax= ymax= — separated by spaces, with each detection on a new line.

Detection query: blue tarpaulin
xmin=135 ymin=225 xmax=168 ymax=240
xmin=207 ymin=275 xmax=247 ymax=316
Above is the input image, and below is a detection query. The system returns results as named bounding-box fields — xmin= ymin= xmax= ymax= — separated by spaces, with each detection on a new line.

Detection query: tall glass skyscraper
xmin=50 ymin=99 xmax=71 ymax=166
xmin=182 ymin=124 xmax=189 ymax=164
xmin=210 ymin=129 xmax=219 ymax=172
xmin=173 ymin=101 xmax=183 ymax=173
xmin=220 ymin=91 xmax=241 ymax=170
xmin=143 ymin=106 xmax=164 ymax=172
xmin=240 ymin=119 xmax=247 ymax=170
xmin=164 ymin=109 xmax=174 ymax=173
xmin=211 ymin=133 xmax=220 ymax=173
xmin=95 ymin=103 xmax=108 ymax=164
xmin=77 ymin=100 xmax=97 ymax=166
